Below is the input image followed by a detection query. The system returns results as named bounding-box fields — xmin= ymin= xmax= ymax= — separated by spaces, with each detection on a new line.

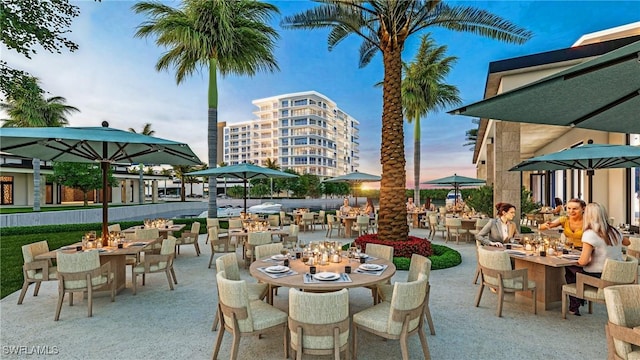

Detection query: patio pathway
xmin=0 ymin=227 xmax=608 ymax=359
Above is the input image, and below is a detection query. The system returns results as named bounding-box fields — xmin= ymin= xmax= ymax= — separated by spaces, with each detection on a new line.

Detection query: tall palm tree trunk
xmin=207 ymin=59 xmax=218 ymax=217
xmin=378 ymin=47 xmax=408 ymax=241
xmin=413 ymin=116 xmax=421 ymax=206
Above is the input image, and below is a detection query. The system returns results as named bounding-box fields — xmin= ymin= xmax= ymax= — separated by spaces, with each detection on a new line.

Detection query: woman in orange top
xmin=538 ymin=198 xmax=586 ymax=248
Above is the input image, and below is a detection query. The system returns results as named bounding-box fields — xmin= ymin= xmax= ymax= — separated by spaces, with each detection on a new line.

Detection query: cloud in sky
xmin=2 ymin=0 xmax=639 ymax=188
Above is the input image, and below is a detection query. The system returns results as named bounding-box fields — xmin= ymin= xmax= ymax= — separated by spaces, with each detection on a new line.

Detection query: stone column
xmin=494 ymin=121 xmax=521 ymax=223
xmin=152 ymin=181 xmax=158 ymax=203
xmin=486 ymin=142 xmax=495 ymax=187
xmin=122 ymin=180 xmax=130 ymax=204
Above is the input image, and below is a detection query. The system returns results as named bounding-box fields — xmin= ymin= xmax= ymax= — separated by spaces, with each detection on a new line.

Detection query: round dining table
xmin=249 ymin=255 xmax=396 ymax=303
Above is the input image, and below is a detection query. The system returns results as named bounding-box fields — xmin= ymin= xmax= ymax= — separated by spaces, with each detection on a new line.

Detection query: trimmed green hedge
xmin=393 ymin=244 xmax=461 ymax=270
xmin=0 ymin=218 xmax=214 ymax=237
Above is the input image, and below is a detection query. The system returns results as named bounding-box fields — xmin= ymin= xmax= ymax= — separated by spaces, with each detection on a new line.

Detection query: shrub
xmin=429 ymin=244 xmax=462 ymax=270
xmin=342 ymin=240 xmax=462 ymax=270
xmin=520 ymin=226 xmax=534 ymax=233
xmin=354 ymin=234 xmax=432 ymax=258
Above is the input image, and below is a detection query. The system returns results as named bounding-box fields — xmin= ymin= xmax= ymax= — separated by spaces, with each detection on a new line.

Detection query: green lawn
xmin=1 ymin=231 xmax=85 ymax=299
xmin=0 ymin=203 xmax=153 ymax=214
xmin=0 ymin=219 xmax=205 ymax=300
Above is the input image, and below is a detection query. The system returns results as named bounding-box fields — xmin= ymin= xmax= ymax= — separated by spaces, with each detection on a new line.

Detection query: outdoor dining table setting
xmin=35 ymin=234 xmax=161 ymax=294
xmin=485 ymin=236 xmax=581 ymax=310
xmin=250 ymin=243 xmax=396 ymax=303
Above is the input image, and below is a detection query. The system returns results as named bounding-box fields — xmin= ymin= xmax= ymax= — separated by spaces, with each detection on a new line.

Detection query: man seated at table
xmin=339 ymin=198 xmax=352 ymax=215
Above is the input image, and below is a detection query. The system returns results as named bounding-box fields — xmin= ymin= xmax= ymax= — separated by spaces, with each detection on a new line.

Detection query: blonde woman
xmin=539 ymin=198 xmax=586 ymax=248
xmin=565 ymin=203 xmax=630 ymax=315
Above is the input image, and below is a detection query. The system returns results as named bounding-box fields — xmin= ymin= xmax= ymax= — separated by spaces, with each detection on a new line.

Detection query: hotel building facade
xmin=223 ymin=91 xmax=360 ymax=177
xmin=469 ymin=22 xmax=640 ymax=225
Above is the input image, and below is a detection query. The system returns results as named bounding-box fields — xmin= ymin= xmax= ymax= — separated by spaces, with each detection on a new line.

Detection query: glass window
xmin=293 ymin=118 xmax=307 ymax=126
xmin=281 ymin=119 xmax=288 ymax=127
xmin=293 ymin=138 xmax=308 ymax=145
xmin=281 ymin=100 xmax=289 ymax=107
xmin=281 ymin=129 xmax=288 ymax=136
xmin=0 ymin=175 xmax=13 ymax=205
xmin=281 ymin=109 xmax=289 ymax=117
xmin=293 ymin=99 xmax=307 ymax=106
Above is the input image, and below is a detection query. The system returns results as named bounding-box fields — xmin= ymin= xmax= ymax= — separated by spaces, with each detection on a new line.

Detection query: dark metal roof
xmin=488 ymin=34 xmax=640 ymax=74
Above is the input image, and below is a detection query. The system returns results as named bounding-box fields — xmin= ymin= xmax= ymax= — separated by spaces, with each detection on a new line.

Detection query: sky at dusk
xmin=3 ymin=1 xmax=639 ymax=188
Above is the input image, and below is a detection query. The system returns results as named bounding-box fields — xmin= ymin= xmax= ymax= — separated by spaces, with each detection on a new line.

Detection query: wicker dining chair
xmin=212 ymin=253 xmax=268 ymax=331
xmin=208 ymin=226 xmax=234 ymax=269
xmin=212 ymin=271 xmax=288 ymax=360
xmin=562 ymin=256 xmax=638 ymax=319
xmin=18 ymin=241 xmax=57 ymax=305
xmin=475 ymin=247 xmax=537 ymax=317
xmin=363 ymin=243 xmax=393 ymax=304
xmin=352 ymin=273 xmax=430 ymax=360
xmin=55 ymin=250 xmax=115 ymax=321
xmin=132 ymin=237 xmax=177 ymax=295
xmin=378 ymin=254 xmax=436 ymax=335
xmin=175 ymin=221 xmax=201 ymax=256
xmin=603 ymin=284 xmax=640 ymax=360
xmin=288 ymin=288 xmax=350 ymax=360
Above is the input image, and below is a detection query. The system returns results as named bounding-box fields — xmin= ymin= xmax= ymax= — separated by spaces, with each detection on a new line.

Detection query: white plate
xmin=562 ymin=254 xmax=581 ymax=260
xmin=313 ymin=272 xmax=340 ymax=281
xmin=359 ymin=263 xmax=383 ymax=271
xmin=265 ymin=265 xmax=289 ymax=274
xmin=271 ymin=254 xmax=287 ymax=261
xmin=356 ymin=253 xmax=369 ymax=259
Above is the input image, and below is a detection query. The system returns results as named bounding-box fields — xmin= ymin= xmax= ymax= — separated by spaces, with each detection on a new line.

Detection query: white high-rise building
xmin=223 ymin=91 xmax=360 ymax=177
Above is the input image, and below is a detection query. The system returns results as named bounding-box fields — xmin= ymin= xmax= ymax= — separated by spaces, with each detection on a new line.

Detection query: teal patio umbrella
xmin=422 ymin=174 xmax=485 ymax=206
xmin=0 ymin=122 xmax=202 ymax=238
xmin=450 ymin=40 xmax=640 ymax=134
xmin=510 ymin=141 xmax=640 ymax=201
xmin=323 ymin=171 xmax=381 ymax=206
xmin=187 ymin=163 xmax=299 ymax=214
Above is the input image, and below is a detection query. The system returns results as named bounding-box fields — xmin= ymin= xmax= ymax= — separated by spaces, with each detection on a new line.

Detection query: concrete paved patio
xmin=0 ymin=226 xmax=608 ymax=359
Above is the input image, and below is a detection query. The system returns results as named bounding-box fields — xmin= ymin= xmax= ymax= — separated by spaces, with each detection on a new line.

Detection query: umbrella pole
xmin=101 ymin=160 xmax=109 ymax=246
xmin=587 ymin=170 xmax=594 ymax=202
xmin=243 ymin=178 xmax=247 ymax=214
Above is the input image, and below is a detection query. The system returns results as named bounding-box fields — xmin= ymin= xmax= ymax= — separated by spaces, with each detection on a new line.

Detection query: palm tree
xmin=128 ymin=123 xmax=155 ymax=136
xmin=463 ymin=118 xmax=480 ymax=150
xmin=133 ymin=0 xmax=279 ymax=218
xmin=1 ymin=76 xmax=79 ymax=211
xmin=282 ymin=1 xmax=531 ymax=241
xmin=403 ymin=34 xmax=460 ymax=206
xmin=263 ymin=157 xmax=279 ymax=198
xmin=128 ymin=123 xmax=156 ymax=204
xmin=172 ymin=164 xmax=193 ymax=202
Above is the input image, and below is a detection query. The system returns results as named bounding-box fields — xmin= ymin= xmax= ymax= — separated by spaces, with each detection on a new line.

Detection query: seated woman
xmin=363 ymin=198 xmax=375 ymax=219
xmin=552 ymin=197 xmax=564 ymax=215
xmin=539 ymin=198 xmax=585 ymax=248
xmin=564 ymin=203 xmax=630 ymax=315
xmin=339 ymin=198 xmax=352 ymax=215
xmin=475 ymin=202 xmax=519 ymax=247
